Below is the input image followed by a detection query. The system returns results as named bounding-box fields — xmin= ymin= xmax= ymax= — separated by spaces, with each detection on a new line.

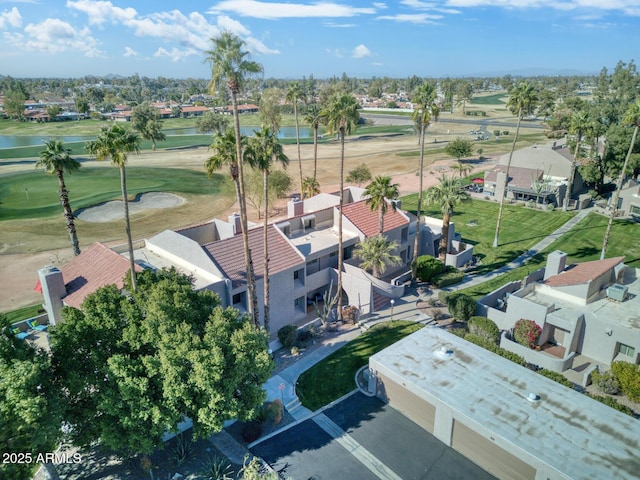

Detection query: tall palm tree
xmin=304 ymin=104 xmax=322 ymax=180
xmin=364 ymin=175 xmax=400 ymax=235
xmin=245 ymin=127 xmax=289 ymax=333
xmin=601 ymin=99 xmax=640 ymax=259
xmin=425 ymin=175 xmax=471 ymax=263
xmin=36 ymin=139 xmax=82 ymax=256
xmin=354 ymin=235 xmax=401 ymax=279
xmin=492 ymin=81 xmax=538 ymax=248
xmin=410 ymin=82 xmax=439 ymax=282
xmin=302 ymin=176 xmax=320 ymax=199
xmin=286 ymin=82 xmax=305 ymax=197
xmin=451 ymin=161 xmax=471 ymax=179
xmin=205 ymin=31 xmax=263 ymax=326
xmin=322 ymin=93 xmax=360 ymax=320
xmin=563 ymin=110 xmax=591 ymax=211
xmin=86 ymin=124 xmax=141 ymax=291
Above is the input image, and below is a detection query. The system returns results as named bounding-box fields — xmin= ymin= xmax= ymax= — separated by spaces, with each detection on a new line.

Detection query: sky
xmin=0 ymin=0 xmax=639 ymax=80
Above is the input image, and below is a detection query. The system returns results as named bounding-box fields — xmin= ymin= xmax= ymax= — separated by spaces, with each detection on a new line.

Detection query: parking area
xmin=251 ymin=392 xmax=496 ymax=480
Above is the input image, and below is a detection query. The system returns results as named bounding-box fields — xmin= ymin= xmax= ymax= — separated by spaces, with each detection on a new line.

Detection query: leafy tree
xmin=455 ymin=81 xmax=474 ymax=114
xmin=354 ymin=235 xmax=401 ymax=279
xmin=196 ymin=110 xmax=230 ymax=135
xmin=563 ymin=110 xmax=591 ymax=211
xmin=304 ymin=104 xmax=322 ymax=180
xmin=85 ymin=124 xmax=141 ymax=291
xmin=50 ymin=269 xmax=273 ymax=455
xmin=171 ymin=105 xmax=182 ymax=118
xmin=302 ymin=176 xmax=320 ymax=198
xmin=286 ymin=81 xmax=306 ymax=197
xmin=445 ymin=138 xmax=473 ymax=162
xmin=611 ymin=361 xmax=640 ymax=402
xmin=446 ymin=293 xmax=476 ymax=322
xmin=206 ymin=31 xmax=263 ymax=327
xmin=75 ymin=96 xmax=90 ymax=117
xmin=259 ymin=87 xmax=282 ymax=133
xmin=46 ymin=104 xmax=62 ymax=119
xmin=36 ymin=139 xmax=81 ymax=255
xmin=363 ymin=175 xmax=399 ymax=235
xmin=346 ymin=163 xmax=372 ymax=186
xmin=270 ymin=170 xmax=292 ymax=199
xmin=321 ymin=92 xmax=360 ymax=320
xmin=3 ymin=89 xmax=26 ymax=119
xmin=131 ymin=102 xmax=166 ymax=150
xmin=0 ymin=316 xmax=63 ymax=480
xmin=493 ymin=82 xmax=538 ymax=247
xmin=245 ymin=127 xmax=289 ymax=333
xmin=601 ymin=99 xmax=640 ymax=259
xmin=411 ymin=82 xmax=439 ymax=283
xmin=425 ymin=175 xmax=470 ymax=263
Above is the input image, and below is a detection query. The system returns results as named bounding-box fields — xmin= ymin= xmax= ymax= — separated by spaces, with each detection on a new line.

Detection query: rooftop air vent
xmin=606 ymin=283 xmax=628 ymax=302
xmin=433 ymin=345 xmax=454 ymax=360
xmin=527 ymin=392 xmax=540 ymax=403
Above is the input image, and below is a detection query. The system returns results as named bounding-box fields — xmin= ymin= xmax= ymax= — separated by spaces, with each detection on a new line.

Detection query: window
xmin=306 ymin=259 xmax=319 ymax=275
xmin=401 ymin=227 xmax=408 ymax=243
xmin=293 ymin=268 xmax=305 ymax=286
xmin=293 ymin=270 xmax=300 ymax=280
xmin=619 ymin=343 xmax=635 ymax=357
xmin=631 ymin=205 xmax=640 ymax=216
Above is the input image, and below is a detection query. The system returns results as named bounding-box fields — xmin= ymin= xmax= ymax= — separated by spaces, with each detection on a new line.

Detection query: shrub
xmin=295 ymin=329 xmax=313 ymax=347
xmin=342 ymin=305 xmax=358 ymax=324
xmin=538 ymin=368 xmax=574 ymax=388
xmin=416 ymin=255 xmax=444 ymax=283
xmin=463 ymin=333 xmax=526 ymax=366
xmin=277 ymin=324 xmax=298 ymax=348
xmin=290 ymin=346 xmax=300 ymax=356
xmin=493 ymin=130 xmax=501 ymax=136
xmin=611 ymin=361 xmax=640 ymax=402
xmin=265 ymin=399 xmax=283 ymax=424
xmin=501 ymin=130 xmax=509 ymax=135
xmin=468 ymin=316 xmax=500 ymax=344
xmin=586 ymin=394 xmax=635 ymax=416
xmin=446 ymin=292 xmax=476 ymax=322
xmin=591 ymin=369 xmax=621 ymax=395
xmin=513 ymin=319 xmax=542 ymax=348
xmin=438 ymin=290 xmax=450 ymax=305
xmin=432 ymin=266 xmax=464 ymax=288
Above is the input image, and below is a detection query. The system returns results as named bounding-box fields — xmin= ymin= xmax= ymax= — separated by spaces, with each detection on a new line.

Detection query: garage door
xmin=377 ymin=373 xmax=435 ymax=433
xmin=452 ymin=420 xmax=535 ymax=480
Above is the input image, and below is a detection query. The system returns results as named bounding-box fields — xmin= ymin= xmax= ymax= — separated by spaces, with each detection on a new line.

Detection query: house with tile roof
xmin=477 ymin=251 xmax=640 ymax=385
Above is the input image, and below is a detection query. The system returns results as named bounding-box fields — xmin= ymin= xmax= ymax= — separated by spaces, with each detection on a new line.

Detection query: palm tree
xmin=286 ymin=81 xmax=305 ymax=197
xmin=451 ymin=161 xmax=472 ymax=179
xmin=425 ymin=175 xmax=471 ymax=263
xmin=492 ymin=81 xmax=538 ymax=247
xmin=601 ymin=99 xmax=640 ymax=259
xmin=364 ymin=175 xmax=400 ymax=235
xmin=304 ymin=104 xmax=322 ymax=180
xmin=205 ymin=31 xmax=263 ymax=326
xmin=410 ymin=82 xmax=439 ymax=282
xmin=245 ymin=127 xmax=289 ymax=333
xmin=302 ymin=176 xmax=320 ymax=199
xmin=563 ymin=110 xmax=591 ymax=211
xmin=36 ymin=139 xmax=81 ymax=256
xmin=86 ymin=124 xmax=141 ymax=291
xmin=321 ymin=93 xmax=360 ymax=320
xmin=354 ymin=235 xmax=402 ymax=279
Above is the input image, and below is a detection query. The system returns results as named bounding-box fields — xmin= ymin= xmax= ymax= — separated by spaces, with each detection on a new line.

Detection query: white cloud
xmin=123 ymin=46 xmax=137 ymax=56
xmin=326 ymin=48 xmax=343 ymax=58
xmin=216 ymin=14 xmax=251 ymax=36
xmin=210 ymin=0 xmax=376 ymax=19
xmin=66 ymin=0 xmax=137 ymax=26
xmin=377 ymin=13 xmax=442 ymax=22
xmin=443 ymin=0 xmax=640 ymax=15
xmin=0 ymin=7 xmax=22 ymax=29
xmin=374 ymin=2 xmax=388 ymax=8
xmin=324 ymin=21 xmax=357 ymax=27
xmin=352 ymin=44 xmax=371 ymax=58
xmin=154 ymin=46 xmax=199 ymax=62
xmin=372 ymin=61 xmax=384 ymax=66
xmin=16 ymin=18 xmax=102 ymax=56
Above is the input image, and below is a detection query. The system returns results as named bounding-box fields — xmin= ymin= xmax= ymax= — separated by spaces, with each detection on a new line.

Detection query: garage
xmin=376 ymin=371 xmax=435 ymax=433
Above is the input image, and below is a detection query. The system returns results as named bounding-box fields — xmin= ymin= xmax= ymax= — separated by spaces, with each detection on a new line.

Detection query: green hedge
xmin=463 ymin=334 xmax=527 ymax=366
xmin=446 ymin=292 xmax=476 ymax=322
xmin=277 ymin=324 xmax=298 ymax=348
xmin=432 ymin=266 xmax=464 ymax=288
xmin=468 ymin=316 xmax=499 ymax=344
xmin=538 ymin=368 xmax=575 ymax=388
xmin=611 ymin=361 xmax=640 ymax=402
xmin=416 ymin=256 xmax=444 ymax=283
xmin=586 ymin=394 xmax=635 ymax=416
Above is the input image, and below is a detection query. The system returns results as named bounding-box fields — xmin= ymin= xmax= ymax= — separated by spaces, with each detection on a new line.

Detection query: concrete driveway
xmin=251 ymin=392 xmax=496 ymax=480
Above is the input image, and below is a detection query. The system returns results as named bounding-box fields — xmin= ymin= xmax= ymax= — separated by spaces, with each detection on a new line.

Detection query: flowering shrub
xmin=513 ymin=319 xmax=542 ymax=349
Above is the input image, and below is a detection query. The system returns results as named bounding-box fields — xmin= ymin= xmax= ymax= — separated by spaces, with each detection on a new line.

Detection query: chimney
xmin=288 ymin=197 xmax=304 ymax=218
xmin=544 ymin=250 xmax=567 ymax=281
xmin=391 ymin=199 xmax=402 ymax=210
xmin=38 ymin=265 xmax=66 ymax=326
xmin=228 ymin=213 xmax=242 ymax=235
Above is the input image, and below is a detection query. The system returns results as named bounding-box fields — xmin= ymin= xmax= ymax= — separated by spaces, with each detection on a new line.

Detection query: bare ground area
xmin=0 ymin=133 xmax=497 ymax=313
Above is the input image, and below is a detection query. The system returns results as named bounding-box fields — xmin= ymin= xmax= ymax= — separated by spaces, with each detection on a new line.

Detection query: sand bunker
xmin=77 ymin=192 xmax=184 ymax=223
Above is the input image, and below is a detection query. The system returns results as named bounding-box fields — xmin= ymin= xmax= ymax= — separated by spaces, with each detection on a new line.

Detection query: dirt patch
xmin=76 ymin=192 xmax=184 ymax=223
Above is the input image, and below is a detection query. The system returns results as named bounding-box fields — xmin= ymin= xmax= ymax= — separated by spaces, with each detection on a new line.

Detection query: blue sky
xmin=0 ymin=0 xmax=638 ymax=79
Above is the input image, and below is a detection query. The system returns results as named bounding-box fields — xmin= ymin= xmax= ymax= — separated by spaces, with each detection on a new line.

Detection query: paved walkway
xmin=210 ymin=207 xmax=594 ymax=470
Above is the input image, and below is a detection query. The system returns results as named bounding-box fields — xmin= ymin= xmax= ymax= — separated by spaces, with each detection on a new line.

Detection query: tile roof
xmin=203 ymin=225 xmax=304 ymax=288
xmin=61 ymin=242 xmax=141 ymax=309
xmin=544 ymin=256 xmax=625 ymax=287
xmin=484 ymin=165 xmax=543 ymax=189
xmin=342 ymin=199 xmax=409 ymax=237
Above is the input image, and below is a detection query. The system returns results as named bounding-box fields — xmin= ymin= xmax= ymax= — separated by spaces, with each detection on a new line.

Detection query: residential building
xmin=478 ymin=251 xmax=639 ymax=384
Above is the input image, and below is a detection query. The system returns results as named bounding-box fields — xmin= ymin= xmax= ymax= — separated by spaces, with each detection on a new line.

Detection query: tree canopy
xmin=445 ymin=138 xmax=473 ymax=162
xmin=131 ymin=102 xmax=166 ymax=150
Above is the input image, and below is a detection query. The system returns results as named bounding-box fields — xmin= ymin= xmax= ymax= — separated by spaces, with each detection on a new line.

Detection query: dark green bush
xmin=591 ymin=369 xmax=621 ymax=395
xmin=432 ymin=267 xmax=464 ymax=288
xmin=437 ymin=290 xmax=450 ymax=305
xmin=446 ymin=292 xmax=476 ymax=322
xmin=493 ymin=130 xmax=501 ymax=136
xmin=586 ymin=394 xmax=635 ymax=416
xmin=611 ymin=361 xmax=640 ymax=402
xmin=468 ymin=316 xmax=500 ymax=344
xmin=416 ymin=255 xmax=444 ymax=282
xmin=538 ymin=369 xmax=574 ymax=388
xmin=277 ymin=324 xmax=298 ymax=348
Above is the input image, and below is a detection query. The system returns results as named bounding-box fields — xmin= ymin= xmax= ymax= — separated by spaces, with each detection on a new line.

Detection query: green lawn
xmin=2 ymin=304 xmax=44 ymax=322
xmin=471 ymin=94 xmax=507 ymax=105
xmin=297 ymin=321 xmax=423 ymax=411
xmin=400 ymin=197 xmax=575 ymax=275
xmin=0 ymin=167 xmax=227 ymax=221
xmin=457 ymin=212 xmax=640 ymax=299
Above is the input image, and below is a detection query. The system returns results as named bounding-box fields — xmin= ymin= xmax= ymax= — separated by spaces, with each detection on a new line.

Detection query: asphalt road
xmin=361 ymin=112 xmax=545 ymax=130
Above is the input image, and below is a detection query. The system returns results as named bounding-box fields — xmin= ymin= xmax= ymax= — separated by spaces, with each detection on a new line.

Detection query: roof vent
xmin=433 ymin=345 xmax=454 ymax=360
xmin=527 ymin=392 xmax=540 ymax=403
xmin=606 ymin=283 xmax=628 ymax=302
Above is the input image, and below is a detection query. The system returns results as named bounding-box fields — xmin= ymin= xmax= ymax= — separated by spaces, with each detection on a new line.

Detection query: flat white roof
xmin=369 ymin=327 xmax=640 ymax=480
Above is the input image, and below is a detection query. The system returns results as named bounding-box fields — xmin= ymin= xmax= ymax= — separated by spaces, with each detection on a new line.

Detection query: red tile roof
xmin=342 ymin=199 xmax=409 ymax=237
xmin=61 ymin=242 xmax=141 ymax=308
xmin=204 ymin=225 xmax=304 ymax=288
xmin=544 ymin=256 xmax=625 ymax=287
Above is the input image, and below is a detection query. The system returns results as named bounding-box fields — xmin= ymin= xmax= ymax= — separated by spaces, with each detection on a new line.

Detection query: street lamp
xmin=390 ymin=299 xmax=395 ymax=322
